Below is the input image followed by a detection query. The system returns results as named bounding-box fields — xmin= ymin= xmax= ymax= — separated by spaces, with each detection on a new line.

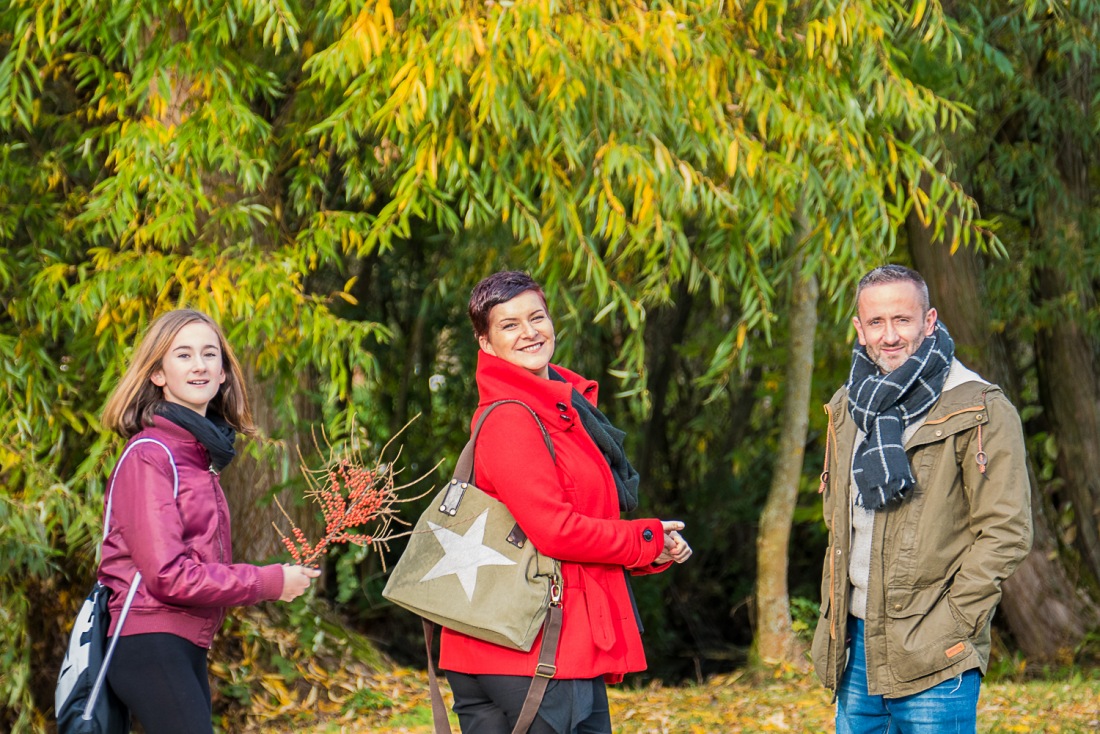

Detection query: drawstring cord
xmin=819 ymin=407 xmax=834 ymax=494
xmin=976 ymin=422 xmax=987 ymax=474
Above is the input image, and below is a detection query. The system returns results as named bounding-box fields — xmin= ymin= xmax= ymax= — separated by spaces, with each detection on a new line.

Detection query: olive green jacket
xmin=811 ymin=377 xmax=1032 ymax=698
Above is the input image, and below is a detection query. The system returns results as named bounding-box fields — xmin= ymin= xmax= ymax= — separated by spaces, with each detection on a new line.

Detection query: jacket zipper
xmin=210 ymin=465 xmax=225 ymax=563
xmin=821 ymin=405 xmax=840 ymax=661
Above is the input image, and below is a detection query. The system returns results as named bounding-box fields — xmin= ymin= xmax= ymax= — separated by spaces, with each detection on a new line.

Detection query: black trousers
xmin=106 ymin=632 xmax=214 ymax=734
xmin=447 ymin=672 xmax=611 ymax=734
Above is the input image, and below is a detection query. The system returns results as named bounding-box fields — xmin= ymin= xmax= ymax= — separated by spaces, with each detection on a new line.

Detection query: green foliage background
xmin=3 ymin=0 xmax=1099 ymax=731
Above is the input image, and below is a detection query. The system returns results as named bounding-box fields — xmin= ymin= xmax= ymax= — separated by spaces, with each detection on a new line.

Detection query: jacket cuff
xmin=628 ymin=518 xmax=665 ymax=567
xmin=257 ymin=564 xmax=285 ymax=601
xmin=633 ymin=560 xmax=673 ymax=576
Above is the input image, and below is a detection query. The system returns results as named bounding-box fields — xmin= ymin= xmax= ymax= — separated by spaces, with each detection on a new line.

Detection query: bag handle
xmin=84 ymin=438 xmax=178 ymax=722
xmin=460 ymin=399 xmax=555 ymax=480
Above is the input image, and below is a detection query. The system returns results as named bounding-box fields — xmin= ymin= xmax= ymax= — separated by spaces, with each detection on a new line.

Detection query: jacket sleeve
xmin=949 ymin=393 xmax=1033 ymax=634
xmin=474 ymin=405 xmax=665 ymax=569
xmin=110 ymin=445 xmax=285 ymax=607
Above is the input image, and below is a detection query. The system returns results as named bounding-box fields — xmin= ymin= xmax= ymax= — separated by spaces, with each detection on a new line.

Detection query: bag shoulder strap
xmin=453 ymin=399 xmax=555 ymax=484
xmin=85 ymin=438 xmax=179 ymax=721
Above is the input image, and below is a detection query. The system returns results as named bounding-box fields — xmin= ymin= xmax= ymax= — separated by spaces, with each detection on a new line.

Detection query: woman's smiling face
xmin=478 ymin=289 xmax=555 ymax=379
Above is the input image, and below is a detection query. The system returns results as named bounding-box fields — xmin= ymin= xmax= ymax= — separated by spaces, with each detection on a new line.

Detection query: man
xmin=811 ymin=265 xmax=1032 ymax=733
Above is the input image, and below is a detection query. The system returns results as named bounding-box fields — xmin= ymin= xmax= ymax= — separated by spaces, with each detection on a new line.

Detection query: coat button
xmin=894 ymin=603 xmax=903 ymax=611
xmin=643 ymin=529 xmax=654 ymax=541
xmin=935 ymin=430 xmax=943 ymax=437
xmin=560 ymin=413 xmax=571 ymax=421
xmin=556 ymin=401 xmax=568 ymax=411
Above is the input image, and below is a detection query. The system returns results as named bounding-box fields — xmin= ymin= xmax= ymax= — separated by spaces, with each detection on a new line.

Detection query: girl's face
xmin=478 ymin=290 xmax=555 ymax=379
xmin=151 ymin=321 xmax=227 ymax=415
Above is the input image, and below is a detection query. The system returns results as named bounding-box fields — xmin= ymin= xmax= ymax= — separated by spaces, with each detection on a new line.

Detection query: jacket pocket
xmin=885 ymin=584 xmax=974 ymax=683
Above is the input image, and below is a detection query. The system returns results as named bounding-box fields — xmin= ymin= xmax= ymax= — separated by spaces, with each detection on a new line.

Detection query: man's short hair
xmin=855 ymin=265 xmax=930 ymax=313
xmin=468 ymin=270 xmax=546 ymax=338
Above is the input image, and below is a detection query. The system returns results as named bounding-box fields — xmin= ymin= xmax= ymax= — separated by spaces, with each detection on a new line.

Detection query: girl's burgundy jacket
xmin=438 ymin=352 xmax=668 ymax=682
xmin=98 ymin=417 xmax=284 ymax=648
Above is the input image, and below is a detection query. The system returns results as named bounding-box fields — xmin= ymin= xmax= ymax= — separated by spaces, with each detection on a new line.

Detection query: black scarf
xmin=846 ymin=322 xmax=954 ymax=511
xmin=549 ymin=367 xmax=640 ymax=512
xmin=155 ymin=402 xmax=238 ymax=472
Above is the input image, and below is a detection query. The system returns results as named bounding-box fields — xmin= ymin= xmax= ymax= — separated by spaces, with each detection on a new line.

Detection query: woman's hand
xmin=654 ymin=521 xmax=692 ymax=565
xmin=279 ymin=565 xmax=322 ymax=602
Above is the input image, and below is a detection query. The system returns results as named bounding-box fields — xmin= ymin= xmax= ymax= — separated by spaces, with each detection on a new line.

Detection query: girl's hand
xmin=279 ymin=564 xmax=321 ymax=602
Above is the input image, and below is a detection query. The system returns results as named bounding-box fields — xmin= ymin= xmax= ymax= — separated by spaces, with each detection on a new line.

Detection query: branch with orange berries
xmin=273 ymin=418 xmax=438 ymax=569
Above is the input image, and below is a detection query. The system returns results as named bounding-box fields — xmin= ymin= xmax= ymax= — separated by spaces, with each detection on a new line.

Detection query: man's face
xmin=853 ymin=281 xmax=937 ymax=373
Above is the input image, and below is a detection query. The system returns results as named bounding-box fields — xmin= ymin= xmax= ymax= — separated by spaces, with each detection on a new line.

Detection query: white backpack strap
xmin=86 ymin=438 xmax=178 ymax=720
xmin=103 ymin=438 xmax=179 ymax=537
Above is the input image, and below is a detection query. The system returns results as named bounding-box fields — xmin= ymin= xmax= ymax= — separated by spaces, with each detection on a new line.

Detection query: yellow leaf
xmin=470 ymin=19 xmax=486 ymax=56
xmin=376 ymin=0 xmax=395 ymax=34
xmin=726 ymin=139 xmax=739 ymax=177
xmin=912 ymin=0 xmax=928 ymax=28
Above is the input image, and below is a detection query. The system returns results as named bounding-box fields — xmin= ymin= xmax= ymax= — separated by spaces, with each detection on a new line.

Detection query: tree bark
xmin=754 ymin=259 xmax=817 ymax=667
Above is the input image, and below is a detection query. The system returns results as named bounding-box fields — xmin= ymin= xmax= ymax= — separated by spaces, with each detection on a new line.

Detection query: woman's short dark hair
xmin=468 ymin=271 xmax=546 ymax=338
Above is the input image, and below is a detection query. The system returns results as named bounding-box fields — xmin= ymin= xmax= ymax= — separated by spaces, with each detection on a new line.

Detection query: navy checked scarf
xmin=847 ymin=322 xmax=954 ymax=510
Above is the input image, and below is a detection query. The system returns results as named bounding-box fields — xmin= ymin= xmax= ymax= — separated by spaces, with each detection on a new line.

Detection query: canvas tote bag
xmin=383 ymin=400 xmax=561 ymax=651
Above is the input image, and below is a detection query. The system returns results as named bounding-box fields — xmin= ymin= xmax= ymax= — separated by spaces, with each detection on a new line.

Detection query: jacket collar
xmin=475 ymin=351 xmax=599 ymax=428
xmin=145 ymin=415 xmax=202 ymax=444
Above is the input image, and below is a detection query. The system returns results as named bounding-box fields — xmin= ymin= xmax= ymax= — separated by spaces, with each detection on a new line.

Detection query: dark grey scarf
xmin=155 ymin=401 xmax=237 ymax=472
xmin=548 ymin=367 xmax=639 ymax=512
xmin=846 ymin=322 xmax=954 ymax=510
xmin=548 ymin=367 xmax=645 ymax=631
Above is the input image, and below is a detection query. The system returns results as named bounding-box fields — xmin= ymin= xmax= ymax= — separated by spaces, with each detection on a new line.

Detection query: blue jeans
xmin=837 ymin=617 xmax=980 ymax=734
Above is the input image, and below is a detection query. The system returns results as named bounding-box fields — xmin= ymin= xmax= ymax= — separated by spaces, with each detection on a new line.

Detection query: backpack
xmin=55 ymin=438 xmax=178 ymax=733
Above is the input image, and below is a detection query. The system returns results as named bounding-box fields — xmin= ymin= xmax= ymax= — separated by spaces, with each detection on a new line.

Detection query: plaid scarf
xmin=847 ymin=322 xmax=954 ymax=510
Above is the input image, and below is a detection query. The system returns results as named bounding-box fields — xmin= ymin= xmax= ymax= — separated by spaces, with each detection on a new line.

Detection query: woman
xmin=440 ymin=271 xmax=691 ymax=733
xmin=98 ymin=309 xmax=319 ymax=734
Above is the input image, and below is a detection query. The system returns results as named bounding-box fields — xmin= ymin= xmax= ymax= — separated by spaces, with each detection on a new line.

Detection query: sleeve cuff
xmin=257 ymin=564 xmax=285 ymax=601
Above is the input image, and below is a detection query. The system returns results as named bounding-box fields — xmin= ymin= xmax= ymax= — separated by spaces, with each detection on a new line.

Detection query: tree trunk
xmin=221 ymin=363 xmax=324 ymax=563
xmin=639 ymin=280 xmax=694 ymax=486
xmin=908 ymin=194 xmax=1099 ymax=662
xmin=753 ymin=259 xmax=817 ymax=667
xmin=1033 ymin=265 xmax=1100 ymax=585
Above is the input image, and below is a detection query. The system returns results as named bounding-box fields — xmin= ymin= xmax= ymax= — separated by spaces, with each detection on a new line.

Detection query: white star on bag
xmin=420 ymin=509 xmax=517 ymax=600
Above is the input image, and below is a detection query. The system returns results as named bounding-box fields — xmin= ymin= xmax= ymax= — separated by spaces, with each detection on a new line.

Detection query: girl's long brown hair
xmin=101 ymin=309 xmax=255 ymax=439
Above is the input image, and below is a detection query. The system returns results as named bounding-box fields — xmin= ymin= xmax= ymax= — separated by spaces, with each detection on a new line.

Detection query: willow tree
xmin=2 ymin=0 xmax=999 ymax=725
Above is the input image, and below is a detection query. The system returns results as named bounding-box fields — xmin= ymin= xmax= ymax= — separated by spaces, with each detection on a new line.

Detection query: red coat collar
xmin=475 ymin=352 xmax=600 ymax=427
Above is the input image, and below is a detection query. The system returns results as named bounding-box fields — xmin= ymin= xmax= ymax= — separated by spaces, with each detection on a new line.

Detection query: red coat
xmin=438 ymin=352 xmax=667 ymax=681
xmin=98 ymin=418 xmax=284 ymax=648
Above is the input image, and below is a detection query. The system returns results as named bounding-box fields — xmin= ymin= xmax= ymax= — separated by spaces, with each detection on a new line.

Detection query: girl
xmin=98 ymin=309 xmax=319 ymax=734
